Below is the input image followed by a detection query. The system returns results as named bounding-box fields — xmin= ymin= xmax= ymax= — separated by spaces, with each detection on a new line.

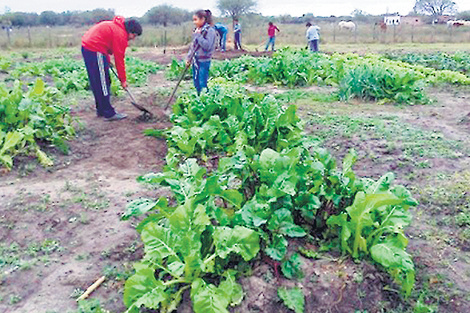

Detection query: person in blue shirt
xmin=214 ymin=22 xmax=228 ymax=52
xmin=234 ymin=19 xmax=242 ymax=50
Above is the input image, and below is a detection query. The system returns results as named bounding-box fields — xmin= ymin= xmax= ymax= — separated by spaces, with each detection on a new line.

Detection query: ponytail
xmin=195 ymin=9 xmax=213 ymax=26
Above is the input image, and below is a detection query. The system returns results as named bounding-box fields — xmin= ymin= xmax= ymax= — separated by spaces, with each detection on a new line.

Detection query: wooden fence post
xmin=28 ymin=26 xmax=32 ymax=47
xmin=354 ymin=22 xmax=357 ymax=43
xmin=6 ymin=27 xmax=11 ymax=45
xmin=393 ymin=24 xmax=396 ymax=43
xmin=333 ymin=23 xmax=336 ymax=43
xmin=48 ymin=26 xmax=52 ymax=48
xmin=164 ymin=29 xmax=167 ymax=54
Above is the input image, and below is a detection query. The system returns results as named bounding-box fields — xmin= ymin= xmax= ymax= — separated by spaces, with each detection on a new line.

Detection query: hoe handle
xmin=164 ymin=45 xmax=200 ymax=110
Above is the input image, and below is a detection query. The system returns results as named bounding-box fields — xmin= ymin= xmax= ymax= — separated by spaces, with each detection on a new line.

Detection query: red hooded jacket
xmin=268 ymin=24 xmax=280 ymax=37
xmin=82 ymin=16 xmax=128 ymax=84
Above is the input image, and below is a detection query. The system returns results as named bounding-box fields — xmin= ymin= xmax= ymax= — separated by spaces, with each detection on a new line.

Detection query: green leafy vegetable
xmin=278 ymin=287 xmax=305 ymax=313
xmin=125 ymin=81 xmax=419 ymax=312
xmin=0 ymin=79 xmax=75 ymax=169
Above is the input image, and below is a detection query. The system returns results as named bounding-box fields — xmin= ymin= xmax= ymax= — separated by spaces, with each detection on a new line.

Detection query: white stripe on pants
xmin=97 ymin=52 xmax=109 ymax=97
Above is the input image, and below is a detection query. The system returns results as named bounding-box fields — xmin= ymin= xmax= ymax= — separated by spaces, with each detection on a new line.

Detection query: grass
xmin=417 ymin=171 xmax=470 ymax=214
xmin=1 ymin=181 xmax=110 ymax=218
xmin=415 ymin=171 xmax=470 ymax=247
xmin=63 ymin=181 xmax=110 ymax=211
xmin=102 ymin=264 xmax=134 ymax=282
xmin=273 ymin=89 xmax=339 ymax=103
xmin=305 ymin=113 xmax=466 ymax=167
xmin=0 ymin=239 xmax=63 ymax=278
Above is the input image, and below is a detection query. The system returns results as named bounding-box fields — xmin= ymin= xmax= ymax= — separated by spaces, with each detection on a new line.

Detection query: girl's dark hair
xmin=268 ymin=22 xmax=273 ymax=26
xmin=306 ymin=22 xmax=312 ymax=27
xmin=125 ymin=19 xmax=143 ymax=36
xmin=195 ymin=9 xmax=213 ymax=25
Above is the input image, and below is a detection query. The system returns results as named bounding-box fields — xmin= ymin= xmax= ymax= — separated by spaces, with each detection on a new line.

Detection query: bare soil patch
xmin=0 ymin=92 xmax=171 ymax=313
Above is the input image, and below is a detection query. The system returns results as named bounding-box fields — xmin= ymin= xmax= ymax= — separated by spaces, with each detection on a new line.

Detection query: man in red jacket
xmin=82 ymin=17 xmax=142 ymax=121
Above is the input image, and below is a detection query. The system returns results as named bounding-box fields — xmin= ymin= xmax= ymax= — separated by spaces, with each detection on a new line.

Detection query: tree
xmin=413 ymin=0 xmax=456 ymax=16
xmin=216 ymin=0 xmax=257 ymax=22
xmin=39 ymin=11 xmax=60 ymax=26
xmin=351 ymin=9 xmax=367 ymax=17
xmin=4 ymin=12 xmax=39 ymax=26
xmin=90 ymin=9 xmax=115 ymax=24
xmin=457 ymin=10 xmax=470 ymax=20
xmin=351 ymin=9 xmax=373 ymax=23
xmin=144 ymin=5 xmax=190 ymax=26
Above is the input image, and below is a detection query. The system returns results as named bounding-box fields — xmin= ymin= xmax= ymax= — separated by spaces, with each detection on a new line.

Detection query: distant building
xmin=384 ymin=15 xmax=401 ymax=26
xmin=436 ymin=15 xmax=454 ymax=24
xmin=401 ymin=16 xmax=423 ymax=26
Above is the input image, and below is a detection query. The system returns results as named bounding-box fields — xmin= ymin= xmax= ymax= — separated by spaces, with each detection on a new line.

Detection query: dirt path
xmin=132 ymin=47 xmax=274 ymax=66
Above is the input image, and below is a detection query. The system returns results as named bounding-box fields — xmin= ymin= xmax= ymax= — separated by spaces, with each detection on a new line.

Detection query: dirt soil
xmin=132 ymin=47 xmax=274 ymax=65
xmin=0 ymin=92 xmax=171 ymax=313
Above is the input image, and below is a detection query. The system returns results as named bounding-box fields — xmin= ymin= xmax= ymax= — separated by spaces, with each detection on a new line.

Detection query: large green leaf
xmin=141 ymin=223 xmax=179 ymax=262
xmin=169 ymin=202 xmax=210 ymax=234
xmin=346 ymin=191 xmax=405 ymax=258
xmin=191 ymin=279 xmax=230 ymax=313
xmin=213 ymin=226 xmax=260 ymax=261
xmin=0 ymin=155 xmax=13 ymax=168
xmin=281 ymin=253 xmax=303 ymax=279
xmin=268 ymin=208 xmax=306 ymax=238
xmin=0 ymin=131 xmax=23 ymax=154
xmin=370 ymin=238 xmax=415 ymax=297
xmin=236 ymin=197 xmax=272 ymax=227
xmin=29 ymin=78 xmax=46 ymax=97
xmin=123 ymin=264 xmax=168 ymax=313
xmin=36 ymin=148 xmax=53 ymax=167
xmin=266 ymin=234 xmax=288 ymax=261
xmin=122 ymin=197 xmax=168 ymax=220
xmin=218 ymin=270 xmax=244 ymax=306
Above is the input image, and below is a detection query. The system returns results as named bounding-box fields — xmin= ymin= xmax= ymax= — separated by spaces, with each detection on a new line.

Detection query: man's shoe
xmin=105 ymin=113 xmax=127 ymax=121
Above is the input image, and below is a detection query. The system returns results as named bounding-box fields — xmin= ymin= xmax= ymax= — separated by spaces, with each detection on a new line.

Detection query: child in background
xmin=214 ymin=22 xmax=228 ymax=52
xmin=306 ymin=22 xmax=320 ymax=52
xmin=265 ymin=22 xmax=280 ymax=51
xmin=186 ymin=10 xmax=216 ymax=95
xmin=234 ymin=19 xmax=242 ymax=50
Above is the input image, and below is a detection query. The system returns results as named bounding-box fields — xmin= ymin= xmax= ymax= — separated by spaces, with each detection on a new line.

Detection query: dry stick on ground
xmin=76 ymin=276 xmax=106 ymax=301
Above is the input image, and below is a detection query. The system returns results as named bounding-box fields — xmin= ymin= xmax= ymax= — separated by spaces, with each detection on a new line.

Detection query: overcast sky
xmin=1 ymin=0 xmax=470 ymax=17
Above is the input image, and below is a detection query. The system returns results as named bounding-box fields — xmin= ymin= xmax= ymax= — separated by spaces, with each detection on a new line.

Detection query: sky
xmin=1 ymin=0 xmax=470 ymax=17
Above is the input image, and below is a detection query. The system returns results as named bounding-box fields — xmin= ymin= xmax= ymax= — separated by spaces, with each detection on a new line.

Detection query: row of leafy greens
xmin=0 ymin=79 xmax=75 ymax=169
xmin=0 ymin=53 xmax=161 ymax=170
xmin=122 ymin=81 xmax=418 ymax=313
xmin=167 ymin=48 xmax=470 ymax=105
xmin=2 ymin=55 xmax=160 ymax=95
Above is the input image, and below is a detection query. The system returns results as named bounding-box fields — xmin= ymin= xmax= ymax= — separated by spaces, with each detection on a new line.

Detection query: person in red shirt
xmin=81 ymin=17 xmax=142 ymax=121
xmin=265 ymin=22 xmax=280 ymax=52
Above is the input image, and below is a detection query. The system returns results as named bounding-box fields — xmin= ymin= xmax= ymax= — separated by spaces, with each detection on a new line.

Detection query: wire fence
xmin=0 ymin=21 xmax=469 ymax=50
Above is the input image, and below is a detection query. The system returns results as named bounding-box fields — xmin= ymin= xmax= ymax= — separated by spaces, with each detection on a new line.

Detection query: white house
xmin=384 ymin=15 xmax=401 ymax=26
